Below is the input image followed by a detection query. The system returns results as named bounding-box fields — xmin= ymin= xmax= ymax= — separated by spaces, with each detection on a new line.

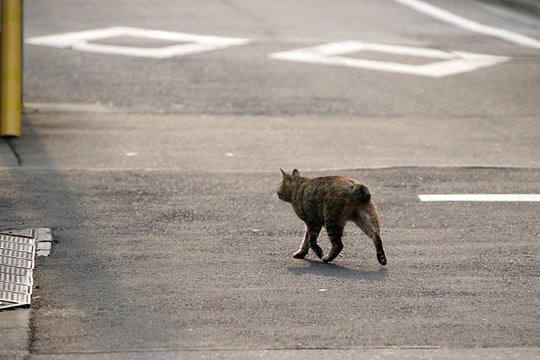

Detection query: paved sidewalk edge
xmin=27 ymin=347 xmax=540 ymax=360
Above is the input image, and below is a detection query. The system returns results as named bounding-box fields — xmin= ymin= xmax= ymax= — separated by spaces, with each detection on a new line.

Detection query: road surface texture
xmin=1 ymin=0 xmax=539 ymax=359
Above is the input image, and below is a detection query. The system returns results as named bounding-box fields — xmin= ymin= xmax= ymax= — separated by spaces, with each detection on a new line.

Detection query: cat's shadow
xmin=288 ymin=258 xmax=388 ymax=280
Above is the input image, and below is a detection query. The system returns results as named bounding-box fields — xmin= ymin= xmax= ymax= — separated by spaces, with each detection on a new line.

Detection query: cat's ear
xmin=280 ymin=168 xmax=287 ymax=177
xmin=292 ymin=169 xmax=301 ymax=178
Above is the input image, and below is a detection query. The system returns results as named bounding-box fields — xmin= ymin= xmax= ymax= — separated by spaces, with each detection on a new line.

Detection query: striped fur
xmin=278 ymin=169 xmax=386 ymax=265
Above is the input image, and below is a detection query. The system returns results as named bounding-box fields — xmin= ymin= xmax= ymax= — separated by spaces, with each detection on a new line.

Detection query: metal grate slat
xmin=0 ymin=234 xmax=36 ymax=310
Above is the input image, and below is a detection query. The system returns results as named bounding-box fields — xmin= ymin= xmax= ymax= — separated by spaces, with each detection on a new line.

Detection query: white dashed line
xmin=419 ymin=194 xmax=540 ymax=202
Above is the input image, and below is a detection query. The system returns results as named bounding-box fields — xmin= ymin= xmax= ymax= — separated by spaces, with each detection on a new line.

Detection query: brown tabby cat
xmin=277 ymin=169 xmax=386 ymax=265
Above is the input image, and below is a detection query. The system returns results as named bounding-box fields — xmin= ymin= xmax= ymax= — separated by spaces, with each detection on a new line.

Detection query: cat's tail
xmin=352 ymin=184 xmax=371 ymax=203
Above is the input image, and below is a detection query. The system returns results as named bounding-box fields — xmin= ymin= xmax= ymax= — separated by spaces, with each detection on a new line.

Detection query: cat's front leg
xmin=293 ymin=223 xmax=322 ymax=259
xmin=293 ymin=227 xmax=310 ymax=259
xmin=307 ymin=224 xmax=323 ymax=259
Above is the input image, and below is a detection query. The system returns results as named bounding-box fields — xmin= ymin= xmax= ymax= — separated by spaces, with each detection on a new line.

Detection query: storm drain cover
xmin=0 ymin=234 xmax=36 ymax=309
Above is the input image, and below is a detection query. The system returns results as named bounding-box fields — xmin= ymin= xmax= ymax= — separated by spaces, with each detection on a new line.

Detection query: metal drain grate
xmin=0 ymin=234 xmax=36 ymax=309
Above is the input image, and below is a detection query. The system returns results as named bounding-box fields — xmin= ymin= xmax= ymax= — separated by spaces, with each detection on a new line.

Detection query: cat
xmin=277 ymin=169 xmax=386 ymax=265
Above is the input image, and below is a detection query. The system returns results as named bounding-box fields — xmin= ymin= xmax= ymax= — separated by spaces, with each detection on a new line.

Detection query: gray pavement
xmin=24 ymin=348 xmax=540 ymax=360
xmin=14 ymin=107 xmax=540 ymax=170
xmin=2 ymin=0 xmax=540 ymax=359
xmin=2 ymin=110 xmax=540 ymax=359
xmin=23 ymin=1 xmax=540 ymax=117
xmin=0 ymin=307 xmax=30 ymax=360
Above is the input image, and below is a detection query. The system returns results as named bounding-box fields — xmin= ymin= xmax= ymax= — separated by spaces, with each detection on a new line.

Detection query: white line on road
xmin=393 ymin=0 xmax=540 ymax=49
xmin=270 ymin=41 xmax=509 ymax=77
xmin=419 ymin=194 xmax=540 ymax=202
xmin=26 ymin=26 xmax=251 ymax=59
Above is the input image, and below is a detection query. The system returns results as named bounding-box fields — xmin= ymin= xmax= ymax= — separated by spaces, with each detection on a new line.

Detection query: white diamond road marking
xmin=26 ymin=26 xmax=251 ymax=59
xmin=269 ymin=41 xmax=510 ymax=78
xmin=419 ymin=194 xmax=540 ymax=202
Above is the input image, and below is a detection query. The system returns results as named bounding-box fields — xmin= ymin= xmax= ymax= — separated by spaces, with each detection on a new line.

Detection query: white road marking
xmin=393 ymin=0 xmax=540 ymax=49
xmin=26 ymin=26 xmax=251 ymax=59
xmin=270 ymin=41 xmax=509 ymax=77
xmin=419 ymin=194 xmax=540 ymax=202
xmin=24 ymin=102 xmax=120 ymax=113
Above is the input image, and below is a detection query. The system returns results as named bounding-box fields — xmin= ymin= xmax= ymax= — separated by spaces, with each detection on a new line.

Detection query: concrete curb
xmin=26 ymin=348 xmax=540 ymax=359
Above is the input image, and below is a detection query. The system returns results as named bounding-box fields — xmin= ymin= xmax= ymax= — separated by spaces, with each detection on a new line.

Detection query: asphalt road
xmin=23 ymin=0 xmax=540 ymax=117
xmin=1 ymin=0 xmax=539 ymax=359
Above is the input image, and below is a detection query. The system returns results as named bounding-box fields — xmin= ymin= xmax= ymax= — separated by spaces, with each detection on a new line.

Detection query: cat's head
xmin=277 ymin=169 xmax=301 ymax=203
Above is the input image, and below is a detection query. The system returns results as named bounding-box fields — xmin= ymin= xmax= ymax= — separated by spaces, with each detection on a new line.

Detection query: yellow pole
xmin=1 ymin=0 xmax=22 ymax=137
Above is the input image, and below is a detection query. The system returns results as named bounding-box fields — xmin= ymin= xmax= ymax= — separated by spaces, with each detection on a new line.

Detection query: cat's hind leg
xmin=354 ymin=206 xmax=386 ymax=265
xmin=322 ymin=222 xmax=344 ymax=263
xmin=293 ymin=223 xmax=322 ymax=259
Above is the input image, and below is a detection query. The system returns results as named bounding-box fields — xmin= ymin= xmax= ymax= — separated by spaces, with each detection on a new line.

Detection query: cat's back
xmin=299 ymin=175 xmax=360 ymax=202
xmin=294 ymin=176 xmax=360 ymax=222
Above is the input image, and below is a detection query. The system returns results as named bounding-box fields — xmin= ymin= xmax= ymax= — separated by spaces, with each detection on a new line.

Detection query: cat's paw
xmin=312 ymin=245 xmax=324 ymax=259
xmin=322 ymin=255 xmax=333 ymax=263
xmin=377 ymin=252 xmax=387 ymax=266
xmin=293 ymin=250 xmax=308 ymax=259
